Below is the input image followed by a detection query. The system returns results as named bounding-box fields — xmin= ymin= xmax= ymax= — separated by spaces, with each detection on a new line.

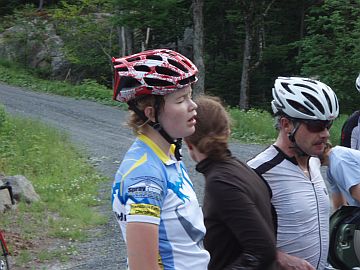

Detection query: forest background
xmin=0 ymin=0 xmax=360 ymax=114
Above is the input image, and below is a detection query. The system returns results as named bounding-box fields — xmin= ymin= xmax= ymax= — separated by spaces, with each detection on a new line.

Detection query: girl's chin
xmin=182 ymin=127 xmax=196 ymax=138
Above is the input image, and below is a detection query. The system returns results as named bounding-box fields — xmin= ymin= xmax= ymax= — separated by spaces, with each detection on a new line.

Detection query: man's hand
xmin=277 ymin=251 xmax=315 ymax=270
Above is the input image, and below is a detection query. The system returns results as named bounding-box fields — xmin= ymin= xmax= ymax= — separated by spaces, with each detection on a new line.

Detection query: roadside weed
xmin=0 ymin=111 xmax=108 ymax=266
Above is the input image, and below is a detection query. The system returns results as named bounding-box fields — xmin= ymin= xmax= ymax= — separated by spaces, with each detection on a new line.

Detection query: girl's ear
xmin=144 ymin=106 xmax=156 ymax=122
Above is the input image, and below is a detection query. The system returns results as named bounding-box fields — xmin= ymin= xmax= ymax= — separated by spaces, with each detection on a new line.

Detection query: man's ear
xmin=281 ymin=117 xmax=293 ymax=133
xmin=144 ymin=106 xmax=156 ymax=122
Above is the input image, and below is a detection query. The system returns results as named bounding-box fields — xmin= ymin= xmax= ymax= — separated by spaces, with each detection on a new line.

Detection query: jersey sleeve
xmin=114 ymin=160 xmax=167 ymax=225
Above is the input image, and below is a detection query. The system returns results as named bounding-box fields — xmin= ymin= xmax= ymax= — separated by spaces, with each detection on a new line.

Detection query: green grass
xmin=0 ymin=105 xmax=107 ymax=266
xmin=229 ymin=108 xmax=278 ymax=144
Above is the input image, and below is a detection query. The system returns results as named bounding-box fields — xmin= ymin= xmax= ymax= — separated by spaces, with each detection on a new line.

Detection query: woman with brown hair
xmin=185 ymin=95 xmax=278 ymax=270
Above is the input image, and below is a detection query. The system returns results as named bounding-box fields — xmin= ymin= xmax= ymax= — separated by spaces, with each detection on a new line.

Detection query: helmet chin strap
xmin=128 ymin=99 xmax=183 ymax=161
xmin=151 ymin=122 xmax=183 ymax=161
xmin=287 ymin=121 xmax=310 ymax=157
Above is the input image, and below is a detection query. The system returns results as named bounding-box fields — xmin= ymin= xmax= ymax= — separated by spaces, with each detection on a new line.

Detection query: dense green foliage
xmin=1 ymin=1 xmax=360 ymax=112
xmin=297 ymin=0 xmax=360 ymax=113
xmin=53 ymin=1 xmax=115 ymax=84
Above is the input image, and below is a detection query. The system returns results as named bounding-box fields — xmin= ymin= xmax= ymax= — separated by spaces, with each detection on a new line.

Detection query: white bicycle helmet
xmin=271 ymin=76 xmax=339 ymax=121
xmin=356 ymin=73 xmax=360 ymax=92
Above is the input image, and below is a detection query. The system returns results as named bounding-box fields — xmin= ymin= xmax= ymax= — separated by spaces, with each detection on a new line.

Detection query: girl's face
xmin=158 ymin=86 xmax=197 ymax=139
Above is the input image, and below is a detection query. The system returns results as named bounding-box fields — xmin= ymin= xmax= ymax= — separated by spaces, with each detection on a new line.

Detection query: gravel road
xmin=0 ymin=83 xmax=267 ymax=270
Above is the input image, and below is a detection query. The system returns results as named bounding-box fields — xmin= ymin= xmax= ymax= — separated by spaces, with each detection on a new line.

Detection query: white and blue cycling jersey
xmin=112 ymin=134 xmax=209 ymax=270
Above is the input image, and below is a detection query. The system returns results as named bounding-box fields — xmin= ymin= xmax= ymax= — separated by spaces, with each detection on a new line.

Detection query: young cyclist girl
xmin=111 ymin=49 xmax=210 ymax=270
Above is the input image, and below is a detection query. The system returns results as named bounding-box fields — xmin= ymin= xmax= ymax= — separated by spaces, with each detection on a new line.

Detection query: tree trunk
xmin=192 ymin=0 xmax=205 ymax=98
xmin=238 ymin=0 xmax=276 ymax=109
xmin=145 ymin=27 xmax=151 ymax=51
xmin=121 ymin=27 xmax=126 ymax=56
xmin=125 ymin=27 xmax=133 ymax=55
xmin=239 ymin=19 xmax=251 ymax=109
xmin=37 ymin=0 xmax=44 ymax=11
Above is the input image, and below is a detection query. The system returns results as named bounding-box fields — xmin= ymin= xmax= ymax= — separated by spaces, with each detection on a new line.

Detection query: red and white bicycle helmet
xmin=356 ymin=73 xmax=360 ymax=92
xmin=271 ymin=76 xmax=339 ymax=121
xmin=112 ymin=49 xmax=198 ymax=102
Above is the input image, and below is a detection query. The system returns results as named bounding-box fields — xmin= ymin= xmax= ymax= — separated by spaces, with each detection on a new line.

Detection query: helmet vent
xmin=144 ymin=78 xmax=174 ymax=87
xmin=146 ymin=55 xmax=162 ymax=61
xmin=281 ymin=82 xmax=294 ymax=94
xmin=288 ymin=100 xmax=315 ymax=117
xmin=134 ymin=65 xmax=151 ymax=72
xmin=115 ymin=66 xmax=128 ymax=72
xmin=155 ymin=66 xmax=180 ymax=76
xmin=119 ymin=76 xmax=142 ymax=90
xmin=322 ymin=89 xmax=333 ymax=113
xmin=168 ymin=59 xmax=188 ymax=73
xmin=334 ymin=95 xmax=339 ymax=112
xmin=127 ymin=56 xmax=141 ymax=62
xmin=302 ymin=92 xmax=325 ymax=114
xmin=179 ymin=75 xmax=196 ymax=86
xmin=294 ymin=83 xmax=317 ymax=93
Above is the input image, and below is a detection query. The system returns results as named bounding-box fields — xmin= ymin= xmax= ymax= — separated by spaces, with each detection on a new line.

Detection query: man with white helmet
xmin=340 ymin=73 xmax=360 ymax=150
xmin=248 ymin=77 xmax=339 ymax=270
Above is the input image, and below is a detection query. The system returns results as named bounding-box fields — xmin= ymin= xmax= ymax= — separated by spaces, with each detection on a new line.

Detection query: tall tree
xmin=192 ymin=0 xmax=205 ymax=97
xmin=236 ymin=0 xmax=276 ymax=109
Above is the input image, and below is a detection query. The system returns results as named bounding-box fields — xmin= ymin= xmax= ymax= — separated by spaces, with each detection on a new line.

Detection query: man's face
xmin=294 ymin=120 xmax=332 ymax=156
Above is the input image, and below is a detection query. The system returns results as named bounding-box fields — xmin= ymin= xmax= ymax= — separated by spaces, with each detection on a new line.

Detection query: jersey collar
xmin=138 ymin=134 xmax=176 ymax=165
xmin=273 ymin=144 xmax=299 ymax=165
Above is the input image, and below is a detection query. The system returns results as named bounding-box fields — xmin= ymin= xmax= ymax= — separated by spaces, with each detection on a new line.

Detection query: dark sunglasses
xmin=300 ymin=120 xmax=333 ymax=133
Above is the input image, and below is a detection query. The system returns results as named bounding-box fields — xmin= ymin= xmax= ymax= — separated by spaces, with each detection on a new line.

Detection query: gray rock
xmin=2 ymin=175 xmax=40 ymax=204
xmin=0 ymin=21 xmax=69 ymax=78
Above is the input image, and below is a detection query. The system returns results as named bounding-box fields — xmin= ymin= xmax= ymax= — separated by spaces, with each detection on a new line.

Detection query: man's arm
xmin=350 ymin=184 xmax=360 ymax=203
xmin=127 ymin=222 xmax=161 ymax=270
xmin=277 ymin=251 xmax=315 ymax=270
xmin=332 ymin=192 xmax=347 ymax=209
